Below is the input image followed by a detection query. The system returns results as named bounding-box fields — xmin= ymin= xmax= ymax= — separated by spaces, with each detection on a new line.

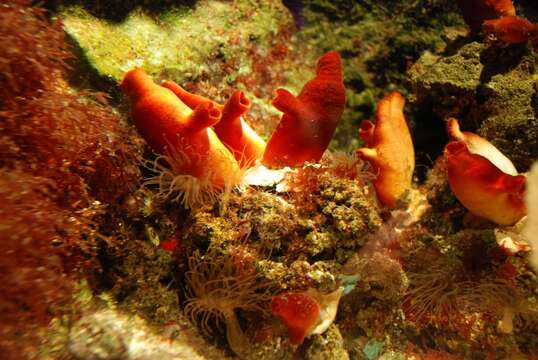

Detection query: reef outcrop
xmin=409 ymin=40 xmax=538 ymax=170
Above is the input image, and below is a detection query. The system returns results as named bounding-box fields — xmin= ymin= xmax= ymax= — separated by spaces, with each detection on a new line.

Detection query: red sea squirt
xmin=444 ymin=141 xmax=526 ymax=226
xmin=161 ymin=81 xmax=266 ymax=168
xmin=271 ymin=292 xmax=320 ymax=345
xmin=446 ymin=117 xmax=518 ymax=176
xmin=483 ymin=16 xmax=538 ymax=45
xmin=120 ymin=68 xmax=240 ymax=191
xmin=457 ymin=0 xmax=516 ymax=32
xmin=262 ymin=51 xmax=346 ymax=168
xmin=356 ymin=92 xmax=415 ymax=208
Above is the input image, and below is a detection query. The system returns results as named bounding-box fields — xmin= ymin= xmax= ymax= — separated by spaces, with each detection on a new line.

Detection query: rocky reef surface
xmin=1 ymin=0 xmax=538 ymax=359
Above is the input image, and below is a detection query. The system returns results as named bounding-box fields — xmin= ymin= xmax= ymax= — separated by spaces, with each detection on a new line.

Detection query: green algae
xmin=61 ymin=1 xmax=289 ymax=84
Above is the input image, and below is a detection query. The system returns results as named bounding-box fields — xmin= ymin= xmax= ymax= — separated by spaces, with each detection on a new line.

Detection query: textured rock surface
xmin=409 ymin=41 xmax=537 ymax=171
xmin=67 ymin=309 xmax=228 ymax=360
xmin=62 ymin=1 xmax=291 ymax=84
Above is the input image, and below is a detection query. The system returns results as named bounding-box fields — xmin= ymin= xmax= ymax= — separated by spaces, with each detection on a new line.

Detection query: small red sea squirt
xmin=457 ymin=0 xmax=516 ymax=32
xmin=483 ymin=16 xmax=538 ymax=45
xmin=271 ymin=292 xmax=320 ymax=345
xmin=271 ymin=287 xmax=343 ymax=345
xmin=262 ymin=51 xmax=346 ymax=168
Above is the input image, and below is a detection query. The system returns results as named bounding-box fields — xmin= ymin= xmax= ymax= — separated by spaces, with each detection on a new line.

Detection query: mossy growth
xmin=178 ymin=154 xmax=380 ymax=272
xmin=99 ymin=239 xmax=181 ymax=324
xmin=47 ymin=0 xmax=197 ymax=22
xmin=409 ymin=41 xmax=538 ymax=171
xmin=61 ymin=1 xmax=290 ymax=83
xmin=302 ymin=324 xmax=349 ymax=360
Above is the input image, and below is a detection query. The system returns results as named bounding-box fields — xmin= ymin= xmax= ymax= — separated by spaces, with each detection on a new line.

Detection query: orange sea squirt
xmin=120 ymin=68 xmax=240 ymax=191
xmin=483 ymin=16 xmax=538 ymax=45
xmin=444 ymin=141 xmax=526 ymax=226
xmin=262 ymin=50 xmax=346 ymax=168
xmin=356 ymin=92 xmax=415 ymax=208
xmin=447 ymin=117 xmax=518 ymax=176
xmin=161 ymin=80 xmax=266 ymax=168
xmin=271 ymin=292 xmax=320 ymax=345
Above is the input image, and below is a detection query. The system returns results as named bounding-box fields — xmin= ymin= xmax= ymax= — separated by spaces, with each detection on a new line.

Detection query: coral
xmin=121 ymin=68 xmax=241 ymax=208
xmin=444 ymin=141 xmax=526 ymax=225
xmin=284 ymin=160 xmax=381 ymax=259
xmin=356 ymin=92 xmax=415 ymax=208
xmin=456 ymin=0 xmax=516 ymax=32
xmin=483 ymin=16 xmax=538 ymax=45
xmin=262 ymin=51 xmax=346 ymax=168
xmin=162 ymin=81 xmax=266 ymax=168
xmin=183 ymin=246 xmax=272 ymax=357
xmin=10 ymin=1 xmax=537 ymax=358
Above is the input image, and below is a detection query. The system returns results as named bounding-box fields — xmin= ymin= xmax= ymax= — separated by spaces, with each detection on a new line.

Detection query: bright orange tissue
xmin=271 ymin=292 xmax=320 ymax=345
xmin=120 ymin=68 xmax=240 ymax=193
xmin=483 ymin=16 xmax=538 ymax=45
xmin=447 ymin=117 xmax=518 ymax=176
xmin=444 ymin=141 xmax=526 ymax=226
xmin=161 ymin=81 xmax=266 ymax=168
xmin=356 ymin=92 xmax=415 ymax=208
xmin=262 ymin=51 xmax=346 ymax=168
xmin=457 ymin=0 xmax=516 ymax=32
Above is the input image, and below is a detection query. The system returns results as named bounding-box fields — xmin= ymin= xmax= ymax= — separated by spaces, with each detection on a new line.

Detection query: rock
xmin=409 ymin=41 xmax=538 ymax=170
xmin=61 ymin=1 xmax=293 ymax=85
xmin=67 ymin=309 xmax=228 ymax=360
xmin=304 ymin=324 xmax=349 ymax=360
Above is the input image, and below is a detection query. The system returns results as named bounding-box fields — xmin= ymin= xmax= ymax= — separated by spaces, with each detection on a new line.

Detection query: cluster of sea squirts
xmin=116 ymin=0 xmax=538 ymax=358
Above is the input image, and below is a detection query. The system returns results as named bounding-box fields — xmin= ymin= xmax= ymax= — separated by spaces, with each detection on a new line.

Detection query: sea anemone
xmin=403 ymin=248 xmax=518 ymax=337
xmin=183 ymin=246 xmax=272 ymax=357
xmin=144 ymin=138 xmax=244 ymax=209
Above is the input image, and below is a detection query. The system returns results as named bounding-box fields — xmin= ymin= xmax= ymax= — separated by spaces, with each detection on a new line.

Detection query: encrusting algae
xmin=4 ymin=0 xmax=538 ymax=359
